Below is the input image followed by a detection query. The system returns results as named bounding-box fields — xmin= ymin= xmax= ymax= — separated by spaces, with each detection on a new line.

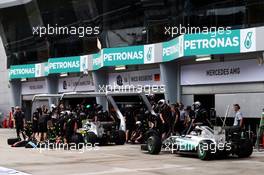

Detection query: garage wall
xmin=182 ymin=83 xmax=264 ymax=95
xmin=182 ymin=83 xmax=264 ymax=118
xmin=215 ymin=93 xmax=264 ymax=118
xmin=181 ymin=94 xmax=194 ymax=106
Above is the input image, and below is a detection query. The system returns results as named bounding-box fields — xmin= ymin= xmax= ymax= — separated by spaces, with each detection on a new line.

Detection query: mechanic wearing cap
xmin=233 ymin=104 xmax=243 ymax=127
xmin=13 ymin=106 xmax=26 ymax=139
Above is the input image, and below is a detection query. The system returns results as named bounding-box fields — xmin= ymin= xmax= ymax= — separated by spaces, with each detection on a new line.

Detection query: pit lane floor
xmin=0 ymin=129 xmax=263 ymax=175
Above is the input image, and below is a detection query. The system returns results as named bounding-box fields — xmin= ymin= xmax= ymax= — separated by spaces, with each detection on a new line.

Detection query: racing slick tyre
xmin=11 ymin=140 xmax=28 ymax=147
xmin=147 ymin=135 xmax=162 ymax=155
xmin=236 ymin=140 xmax=253 ymax=158
xmin=114 ymin=130 xmax=126 ymax=145
xmin=7 ymin=138 xmax=21 ymax=145
xmin=197 ymin=141 xmax=213 ymax=160
xmin=145 ymin=129 xmax=160 ymax=140
xmin=85 ymin=132 xmax=98 ymax=146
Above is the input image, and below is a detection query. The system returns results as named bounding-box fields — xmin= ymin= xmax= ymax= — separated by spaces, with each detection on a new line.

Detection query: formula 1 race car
xmin=33 ymin=92 xmax=127 ymax=146
xmin=141 ymin=123 xmax=253 ymax=160
xmin=76 ymin=120 xmax=126 ymax=146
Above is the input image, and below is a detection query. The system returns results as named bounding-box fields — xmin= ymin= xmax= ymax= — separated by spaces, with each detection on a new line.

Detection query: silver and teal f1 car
xmin=141 ymin=123 xmax=253 ymax=160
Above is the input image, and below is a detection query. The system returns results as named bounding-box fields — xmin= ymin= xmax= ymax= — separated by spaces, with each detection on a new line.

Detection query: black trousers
xmin=16 ymin=125 xmax=26 ymax=139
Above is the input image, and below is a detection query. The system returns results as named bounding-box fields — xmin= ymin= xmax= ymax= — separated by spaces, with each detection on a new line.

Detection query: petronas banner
xmin=184 ymin=28 xmax=256 ymax=56
xmin=103 ymin=44 xmax=155 ymax=66
xmin=9 ymin=26 xmax=263 ymax=80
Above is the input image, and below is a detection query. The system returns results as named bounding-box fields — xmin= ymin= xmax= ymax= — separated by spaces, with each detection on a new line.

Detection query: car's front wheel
xmin=147 ymin=135 xmax=162 ymax=155
xmin=197 ymin=141 xmax=213 ymax=160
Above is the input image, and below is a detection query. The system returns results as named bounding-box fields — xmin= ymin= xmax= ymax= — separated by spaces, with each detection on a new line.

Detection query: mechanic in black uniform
xmin=171 ymin=103 xmax=180 ymax=135
xmin=158 ymin=99 xmax=172 ymax=140
xmin=193 ymin=101 xmax=212 ymax=127
xmin=13 ymin=106 xmax=26 ymax=140
xmin=38 ymin=107 xmax=49 ymax=141
xmin=109 ymin=106 xmax=120 ymax=126
xmin=124 ymin=105 xmax=135 ymax=143
xmin=182 ymin=106 xmax=195 ymax=135
xmin=55 ymin=111 xmax=66 ymax=142
xmin=131 ymin=108 xmax=149 ymax=143
xmin=32 ymin=107 xmax=41 ymax=139
xmin=147 ymin=101 xmax=160 ymax=129
xmin=94 ymin=104 xmax=104 ymax=122
xmin=64 ymin=112 xmax=78 ymax=144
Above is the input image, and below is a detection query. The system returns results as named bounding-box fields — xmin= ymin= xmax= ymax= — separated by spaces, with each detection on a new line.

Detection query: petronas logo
xmin=244 ymin=32 xmax=253 ymax=49
xmin=147 ymin=47 xmax=152 ymax=61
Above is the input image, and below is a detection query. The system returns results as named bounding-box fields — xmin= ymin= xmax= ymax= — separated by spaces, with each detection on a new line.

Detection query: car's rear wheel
xmin=236 ymin=140 xmax=253 ymax=158
xmin=147 ymin=135 xmax=162 ymax=155
xmin=114 ymin=130 xmax=126 ymax=145
xmin=85 ymin=132 xmax=98 ymax=146
xmin=70 ymin=134 xmax=84 ymax=149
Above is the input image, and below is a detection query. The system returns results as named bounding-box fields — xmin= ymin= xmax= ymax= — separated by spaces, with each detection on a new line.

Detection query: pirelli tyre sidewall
xmin=197 ymin=140 xmax=214 ymax=160
xmin=147 ymin=135 xmax=162 ymax=155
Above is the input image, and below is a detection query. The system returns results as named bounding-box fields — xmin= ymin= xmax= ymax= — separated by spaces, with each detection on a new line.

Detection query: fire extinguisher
xmin=9 ymin=111 xmax=14 ymax=128
xmin=262 ymin=134 xmax=264 ymax=148
xmin=2 ymin=117 xmax=7 ymax=128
